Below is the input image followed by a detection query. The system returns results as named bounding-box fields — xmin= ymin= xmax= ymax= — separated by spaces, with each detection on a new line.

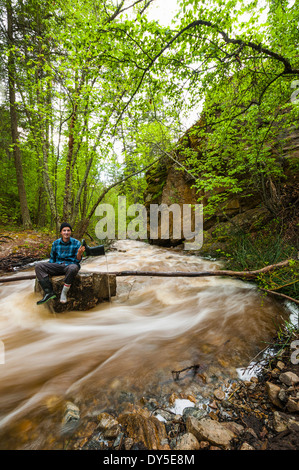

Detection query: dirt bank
xmin=0 ymin=228 xmax=54 ymax=273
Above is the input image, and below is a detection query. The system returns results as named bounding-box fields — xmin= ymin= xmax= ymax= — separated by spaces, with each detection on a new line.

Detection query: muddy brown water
xmin=0 ymin=240 xmax=292 ymax=449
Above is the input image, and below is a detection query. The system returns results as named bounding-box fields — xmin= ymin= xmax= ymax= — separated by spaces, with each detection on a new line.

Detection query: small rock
xmin=169 ymin=393 xmax=179 ymax=406
xmin=279 ymin=372 xmax=299 ymax=387
xmin=208 ymin=411 xmax=219 ymax=420
xmin=124 ymin=437 xmax=134 ymax=450
xmin=214 ymin=389 xmax=226 ymax=400
xmin=154 ymin=409 xmax=173 ymax=422
xmin=73 ymin=422 xmax=98 ymax=449
xmin=278 ymin=388 xmax=288 ymax=403
xmin=209 ymin=400 xmax=218 ymax=409
xmin=97 ymin=412 xmax=121 ymax=439
xmin=286 ymin=398 xmax=299 ymax=413
xmin=175 ymin=432 xmax=200 ymax=450
xmin=273 ymin=411 xmax=288 ymax=432
xmin=266 ymin=382 xmax=283 ymax=409
xmin=186 ymin=394 xmax=197 ymax=404
xmin=62 ymin=401 xmax=80 ymax=425
xmin=277 ymin=361 xmax=285 ymax=370
xmin=198 ymin=440 xmax=210 ymax=449
xmin=240 ymin=442 xmax=255 ymax=450
xmin=271 ymin=368 xmax=280 ymax=377
xmin=182 ymin=407 xmax=207 ymax=421
xmin=113 ymin=432 xmax=124 ymax=448
xmin=250 ymin=377 xmax=259 ymax=383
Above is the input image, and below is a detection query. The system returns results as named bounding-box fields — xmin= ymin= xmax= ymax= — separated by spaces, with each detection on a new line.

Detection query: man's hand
xmin=77 ymin=245 xmax=86 ymax=260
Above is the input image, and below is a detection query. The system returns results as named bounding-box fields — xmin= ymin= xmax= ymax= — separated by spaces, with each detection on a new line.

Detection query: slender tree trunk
xmin=7 ymin=1 xmax=32 ymax=229
xmin=41 ymin=137 xmax=60 ymax=231
xmin=63 ymin=73 xmax=85 ymax=223
xmin=63 ymin=109 xmax=77 ymax=222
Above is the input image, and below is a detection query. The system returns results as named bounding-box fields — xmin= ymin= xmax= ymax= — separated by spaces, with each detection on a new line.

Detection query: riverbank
xmin=56 ymin=322 xmax=299 ymax=451
xmin=0 ymin=229 xmax=298 ymax=451
xmin=0 ymin=227 xmax=54 ymax=273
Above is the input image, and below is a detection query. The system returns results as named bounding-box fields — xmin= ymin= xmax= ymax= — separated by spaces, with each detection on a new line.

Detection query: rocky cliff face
xmin=144 ymin=121 xmax=299 ymax=255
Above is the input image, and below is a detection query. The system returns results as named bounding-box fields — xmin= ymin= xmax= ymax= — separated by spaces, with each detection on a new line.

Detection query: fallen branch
xmin=259 ymin=288 xmax=299 ymax=306
xmin=0 ymin=259 xmax=293 ymax=283
xmin=171 ymin=364 xmax=200 ymax=381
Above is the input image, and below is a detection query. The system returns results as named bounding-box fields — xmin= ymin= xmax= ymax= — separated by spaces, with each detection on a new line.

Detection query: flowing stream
xmin=0 ymin=240 xmax=292 ymax=449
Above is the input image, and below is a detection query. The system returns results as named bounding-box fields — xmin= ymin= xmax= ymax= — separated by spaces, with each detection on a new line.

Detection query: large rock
xmin=35 ymin=272 xmax=116 ymax=313
xmin=117 ymin=409 xmax=170 ymax=450
xmin=186 ymin=416 xmax=236 ymax=449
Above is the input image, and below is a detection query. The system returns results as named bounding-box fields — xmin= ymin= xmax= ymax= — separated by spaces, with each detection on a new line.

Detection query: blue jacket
xmin=49 ymin=237 xmax=81 ymax=266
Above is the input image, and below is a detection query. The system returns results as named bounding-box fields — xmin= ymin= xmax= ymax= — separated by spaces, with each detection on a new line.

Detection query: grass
xmin=223 ymin=230 xmax=299 ymax=302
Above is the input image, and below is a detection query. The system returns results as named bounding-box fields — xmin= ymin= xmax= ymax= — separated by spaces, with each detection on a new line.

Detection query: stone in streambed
xmin=174 ymin=432 xmax=200 ymax=450
xmin=186 ymin=416 xmax=236 ymax=449
xmin=118 ymin=409 xmax=170 ymax=450
xmin=97 ymin=412 xmax=121 ymax=439
xmin=35 ymin=272 xmax=116 ymax=313
xmin=266 ymin=382 xmax=284 ymax=409
xmin=279 ymin=372 xmax=299 ymax=387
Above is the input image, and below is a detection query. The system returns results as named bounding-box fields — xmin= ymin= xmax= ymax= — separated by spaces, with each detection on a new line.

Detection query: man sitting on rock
xmin=35 ymin=222 xmax=85 ymax=305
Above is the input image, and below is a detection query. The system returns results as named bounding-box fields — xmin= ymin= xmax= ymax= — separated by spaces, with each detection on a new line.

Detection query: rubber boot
xmin=37 ymin=276 xmax=56 ymax=305
xmin=82 ymin=239 xmax=105 ymax=257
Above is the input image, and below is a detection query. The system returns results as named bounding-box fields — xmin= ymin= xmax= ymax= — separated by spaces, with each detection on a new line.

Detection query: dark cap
xmin=60 ymin=222 xmax=72 ymax=232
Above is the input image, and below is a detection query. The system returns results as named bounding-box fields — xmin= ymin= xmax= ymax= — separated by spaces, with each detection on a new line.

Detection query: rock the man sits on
xmin=35 ymin=223 xmax=85 ymax=304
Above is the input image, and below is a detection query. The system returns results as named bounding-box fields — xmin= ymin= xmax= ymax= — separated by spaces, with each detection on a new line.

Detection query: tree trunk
xmin=7 ymin=1 xmax=32 ymax=229
xmin=63 ymin=109 xmax=77 ymax=222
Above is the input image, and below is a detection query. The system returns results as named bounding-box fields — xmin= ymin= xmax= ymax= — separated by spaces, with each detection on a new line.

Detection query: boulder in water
xmin=34 ymin=272 xmax=116 ymax=313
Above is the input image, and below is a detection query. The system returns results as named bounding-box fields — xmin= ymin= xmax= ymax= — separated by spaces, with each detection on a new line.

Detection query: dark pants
xmin=35 ymin=262 xmax=80 ymax=285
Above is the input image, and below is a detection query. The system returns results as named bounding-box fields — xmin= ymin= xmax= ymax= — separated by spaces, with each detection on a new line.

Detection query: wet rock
xmin=153 ymin=409 xmax=173 ymax=422
xmin=113 ymin=432 xmax=124 ymax=448
xmin=118 ymin=391 xmax=135 ymax=404
xmin=118 ymin=410 xmax=170 ymax=450
xmin=182 ymin=407 xmax=207 ymax=421
xmin=209 ymin=400 xmax=218 ymax=410
xmin=168 ymin=393 xmax=179 ymax=406
xmin=73 ymin=422 xmax=98 ymax=449
xmin=174 ymin=432 xmax=200 ymax=450
xmin=62 ymin=401 xmax=80 ymax=425
xmin=124 ymin=437 xmax=134 ymax=450
xmin=144 ymin=398 xmax=159 ymax=412
xmin=186 ymin=416 xmax=236 ymax=449
xmin=44 ymin=395 xmax=62 ymax=413
xmin=35 ymin=272 xmax=116 ymax=313
xmin=279 ymin=372 xmax=299 ymax=387
xmin=214 ymin=389 xmax=225 ymax=400
xmin=97 ymin=412 xmax=121 ymax=439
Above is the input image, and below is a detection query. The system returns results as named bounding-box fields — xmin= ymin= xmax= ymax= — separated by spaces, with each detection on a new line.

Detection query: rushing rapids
xmin=0 ymin=240 xmax=292 ymax=449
